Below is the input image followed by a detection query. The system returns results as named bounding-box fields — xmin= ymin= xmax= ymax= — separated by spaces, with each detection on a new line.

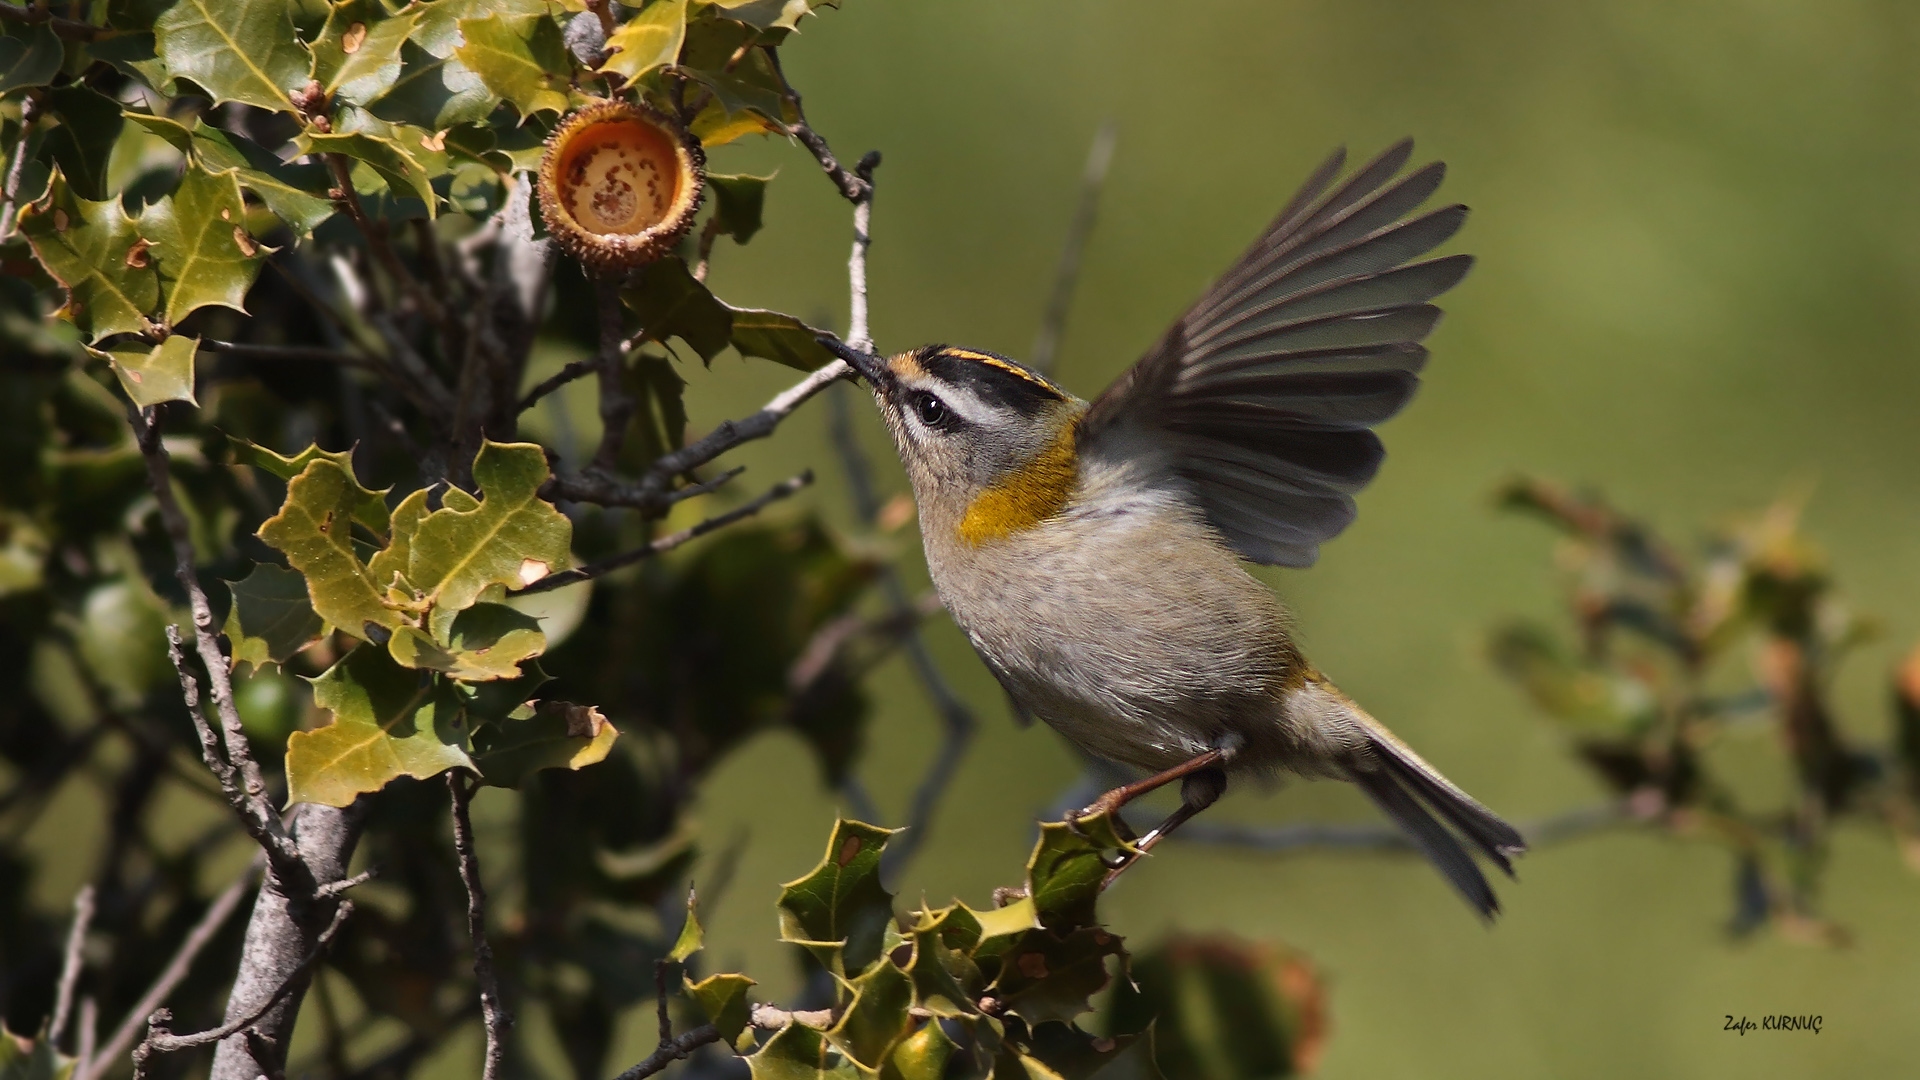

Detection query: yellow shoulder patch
xmin=958 ymin=421 xmax=1079 ymax=545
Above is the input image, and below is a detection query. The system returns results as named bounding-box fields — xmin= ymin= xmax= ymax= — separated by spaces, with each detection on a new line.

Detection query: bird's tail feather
xmin=1349 ymin=721 xmax=1527 ymax=919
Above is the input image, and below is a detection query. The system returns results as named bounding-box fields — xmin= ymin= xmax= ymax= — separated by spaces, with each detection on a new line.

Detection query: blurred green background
xmin=611 ymin=2 xmax=1919 ymax=1077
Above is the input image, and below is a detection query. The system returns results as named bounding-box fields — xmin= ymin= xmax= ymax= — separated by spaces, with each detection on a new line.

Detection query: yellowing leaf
xmin=139 ymin=166 xmax=268 ymax=327
xmin=154 ymin=0 xmax=310 ymax=112
xmin=17 ymin=175 xmax=160 ymax=341
xmin=468 ymin=700 xmax=617 ymax=788
xmin=601 ymin=0 xmax=686 ymax=86
xmin=388 ymin=601 xmax=546 ymax=680
xmin=668 ymin=887 xmax=704 ymax=962
xmin=223 ymin=563 xmax=326 ymax=672
xmin=89 ymin=334 xmax=198 ymax=408
xmin=289 ymin=644 xmax=473 ymax=806
xmin=256 ymin=458 xmax=405 ymax=640
xmin=404 ymin=441 xmax=571 ymax=613
xmin=233 ymin=439 xmax=392 ymax=534
xmin=454 ymin=12 xmax=571 ymax=118
xmin=685 ymin=972 xmax=755 ymax=1047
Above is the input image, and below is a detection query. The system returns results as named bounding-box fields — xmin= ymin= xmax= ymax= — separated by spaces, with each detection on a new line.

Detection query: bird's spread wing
xmin=1079 ymin=140 xmax=1472 ymax=567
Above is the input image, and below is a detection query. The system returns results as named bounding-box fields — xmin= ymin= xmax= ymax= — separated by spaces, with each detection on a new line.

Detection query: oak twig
xmin=517 ymin=357 xmax=600 ymax=414
xmin=1031 ymin=120 xmax=1117 ymax=374
xmin=517 ymin=472 xmax=814 ymax=596
xmin=48 ymin=885 xmax=96 ymax=1050
xmin=448 ymin=773 xmax=511 ymax=1080
xmin=0 ymin=91 xmax=44 ymax=241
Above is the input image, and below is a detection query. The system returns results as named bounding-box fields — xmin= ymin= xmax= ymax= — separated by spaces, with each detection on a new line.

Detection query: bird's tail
xmin=1345 ymin=716 xmax=1527 ymax=919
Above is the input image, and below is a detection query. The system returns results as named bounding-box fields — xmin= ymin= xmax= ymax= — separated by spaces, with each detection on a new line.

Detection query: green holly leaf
xmin=0 ymin=1024 xmax=78 ymax=1080
xmin=139 ymin=165 xmax=269 ymax=327
xmin=454 ymin=12 xmax=571 ymax=119
xmin=410 ymin=0 xmax=547 ymax=53
xmin=900 ymin=907 xmax=983 ymax=1017
xmin=129 ymin=113 xmax=338 ymax=237
xmin=388 ymin=601 xmax=546 ymax=680
xmin=622 ymin=257 xmax=733 ymax=362
xmin=18 ymin=175 xmax=160 ymax=341
xmin=233 ymin=439 xmax=391 ymax=534
xmin=708 ymin=171 xmax=770 ymax=243
xmin=222 ymin=562 xmax=327 ymax=672
xmin=828 ymin=959 xmax=913 ymax=1070
xmin=668 ymin=886 xmax=704 ymax=962
xmin=730 ymin=308 xmax=834 ymax=371
xmin=256 ymin=457 xmax=406 ymax=640
xmin=1018 ymin=1023 xmax=1157 ymax=1080
xmin=601 ymin=0 xmax=686 ymax=85
xmin=967 ymin=897 xmax=1040 ymax=965
xmin=368 ymin=39 xmax=496 ymax=130
xmin=154 ymin=0 xmax=309 ymax=112
xmin=310 ymin=0 xmax=423 ymax=105
xmin=706 ymin=0 xmax=838 ymax=34
xmin=467 ymin=699 xmax=618 ymax=788
xmin=88 ymin=334 xmax=198 ymax=408
xmin=400 ymin=441 xmax=570 ymax=612
xmin=289 ymin=644 xmax=473 ymax=806
xmin=688 ymin=94 xmax=780 ymax=147
xmin=682 ymin=18 xmax=792 ymax=124
xmin=1027 ymin=814 xmax=1135 ymax=930
xmin=748 ymin=1020 xmax=870 ymax=1080
xmin=777 ymin=819 xmax=898 ymax=975
xmin=302 ymin=130 xmax=439 ymax=214
xmin=880 ymin=1021 xmax=956 ymax=1080
xmin=42 ymin=86 xmax=125 ymax=202
xmin=87 ymin=32 xmax=172 ymax=92
xmin=686 ymin=972 xmax=756 ymax=1047
xmin=988 ymin=927 xmax=1124 ymax=1027
xmin=0 ymin=23 xmax=62 ymax=93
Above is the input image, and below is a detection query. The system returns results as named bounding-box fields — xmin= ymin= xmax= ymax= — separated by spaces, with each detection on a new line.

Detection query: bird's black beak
xmin=817 ymin=334 xmax=892 ymax=388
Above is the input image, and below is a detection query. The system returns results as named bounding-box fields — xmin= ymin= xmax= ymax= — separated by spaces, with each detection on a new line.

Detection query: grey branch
xmin=48 ymin=885 xmax=95 ymax=1050
xmin=0 ymin=92 xmax=43 ymax=241
xmin=132 ymin=901 xmax=353 ymax=1079
xmin=449 ymin=773 xmax=511 ymax=1080
xmin=88 ymin=865 xmax=258 ymax=1079
xmin=518 ymin=472 xmax=815 ymax=595
xmin=1030 ymin=120 xmax=1117 ymax=374
xmin=845 ymin=151 xmax=880 ymax=352
xmin=134 ymin=406 xmax=301 ymax=877
xmin=591 ymin=276 xmax=637 ymax=472
xmin=517 ymin=356 xmax=600 ymax=414
xmin=607 ymin=1004 xmax=835 ymax=1080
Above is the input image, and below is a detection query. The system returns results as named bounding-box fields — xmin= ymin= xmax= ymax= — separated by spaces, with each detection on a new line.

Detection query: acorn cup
xmin=537 ymin=100 xmax=705 ymax=273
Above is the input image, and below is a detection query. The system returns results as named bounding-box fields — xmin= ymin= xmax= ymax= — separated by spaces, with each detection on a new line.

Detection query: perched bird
xmin=825 ymin=140 xmax=1525 ymax=916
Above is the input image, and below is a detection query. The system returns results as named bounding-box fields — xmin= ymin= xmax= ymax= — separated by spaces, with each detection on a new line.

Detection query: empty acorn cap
xmin=537 ymin=100 xmax=705 ymax=273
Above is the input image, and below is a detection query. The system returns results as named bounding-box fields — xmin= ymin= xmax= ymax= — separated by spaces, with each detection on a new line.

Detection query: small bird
xmin=825 ymin=140 xmax=1525 ymax=916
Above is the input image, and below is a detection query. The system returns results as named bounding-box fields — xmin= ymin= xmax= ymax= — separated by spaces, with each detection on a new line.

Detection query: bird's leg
xmin=1074 ymin=742 xmax=1236 ymax=822
xmin=1099 ymin=767 xmax=1228 ymax=890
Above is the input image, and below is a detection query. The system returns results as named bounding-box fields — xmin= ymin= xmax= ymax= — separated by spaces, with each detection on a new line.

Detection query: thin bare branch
xmin=314 ymin=868 xmax=377 ymax=900
xmin=845 ymin=151 xmax=880 ymax=351
xmin=609 ymin=1023 xmax=721 ymax=1080
xmin=591 ymin=276 xmax=636 ymax=472
xmin=0 ymin=3 xmax=102 ymax=41
xmin=773 ymin=50 xmax=870 ymax=204
xmin=518 ymin=471 xmax=814 ymax=596
xmin=517 ymin=357 xmax=600 ymax=414
xmin=0 ymin=92 xmax=44 ymax=241
xmin=131 ymin=902 xmax=353 ymax=1078
xmin=48 ymin=885 xmax=96 ymax=1049
xmin=1030 ymin=120 xmax=1117 ymax=374
xmin=89 ymin=864 xmax=259 ymax=1078
xmin=448 ymin=773 xmax=510 ymax=1080
xmin=691 ymin=215 xmax=724 ymax=282
xmin=134 ymin=406 xmax=302 ymax=876
xmin=74 ymin=999 xmax=97 ymax=1080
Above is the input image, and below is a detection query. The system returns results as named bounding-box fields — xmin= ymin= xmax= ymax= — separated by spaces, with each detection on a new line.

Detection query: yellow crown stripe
xmin=940 ymin=349 xmax=1064 ymax=396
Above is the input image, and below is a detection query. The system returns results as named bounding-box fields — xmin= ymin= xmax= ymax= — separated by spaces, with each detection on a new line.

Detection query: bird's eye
xmin=913 ymin=392 xmax=950 ymax=428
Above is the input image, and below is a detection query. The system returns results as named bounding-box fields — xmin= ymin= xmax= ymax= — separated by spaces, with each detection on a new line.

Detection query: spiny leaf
xmin=708 ymin=171 xmax=771 ymax=243
xmin=233 ymin=439 xmax=391 ymax=533
xmin=401 ymin=442 xmax=569 ymax=611
xmin=748 ymin=1020 xmax=870 ymax=1080
xmin=367 ymin=39 xmax=496 ymax=130
xmin=0 ymin=1024 xmax=78 ymax=1080
xmin=388 ymin=601 xmax=546 ymax=680
xmin=139 ymin=165 xmax=269 ymax=327
xmin=881 ymin=1021 xmax=956 ymax=1080
xmin=777 ymin=819 xmax=898 ymax=975
xmin=707 ymin=0 xmax=838 ymax=34
xmin=668 ymin=886 xmax=703 ymax=962
xmin=454 ymin=12 xmax=571 ymax=119
xmin=900 ymin=909 xmax=983 ymax=1017
xmin=689 ymin=94 xmax=780 ymax=147
xmin=0 ymin=23 xmax=62 ymax=94
xmin=88 ymin=334 xmax=198 ymax=408
xmin=18 ymin=175 xmax=160 ymax=341
xmin=686 ymin=972 xmax=756 ymax=1047
xmin=1027 ymin=814 xmax=1135 ymax=930
xmin=967 ymin=897 xmax=1039 ymax=964
xmin=410 ymin=0 xmax=548 ymax=54
xmin=302 ymin=130 xmax=439 ymax=214
xmin=622 ymin=258 xmax=733 ymax=362
xmin=467 ymin=699 xmax=617 ymax=788
xmin=730 ymin=308 xmax=834 ymax=371
xmin=828 ymin=959 xmax=913 ymax=1070
xmin=310 ymin=0 xmax=422 ymax=104
xmin=128 ymin=113 xmax=337 ymax=237
xmin=223 ymin=562 xmax=327 ymax=672
xmin=1018 ymin=1023 xmax=1159 ymax=1080
xmin=289 ymin=644 xmax=473 ymax=806
xmin=987 ymin=927 xmax=1125 ymax=1027
xmin=256 ymin=458 xmax=405 ymax=640
xmin=42 ymin=86 xmax=125 ymax=202
xmin=154 ymin=0 xmax=309 ymax=112
xmin=601 ymin=0 xmax=686 ymax=85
